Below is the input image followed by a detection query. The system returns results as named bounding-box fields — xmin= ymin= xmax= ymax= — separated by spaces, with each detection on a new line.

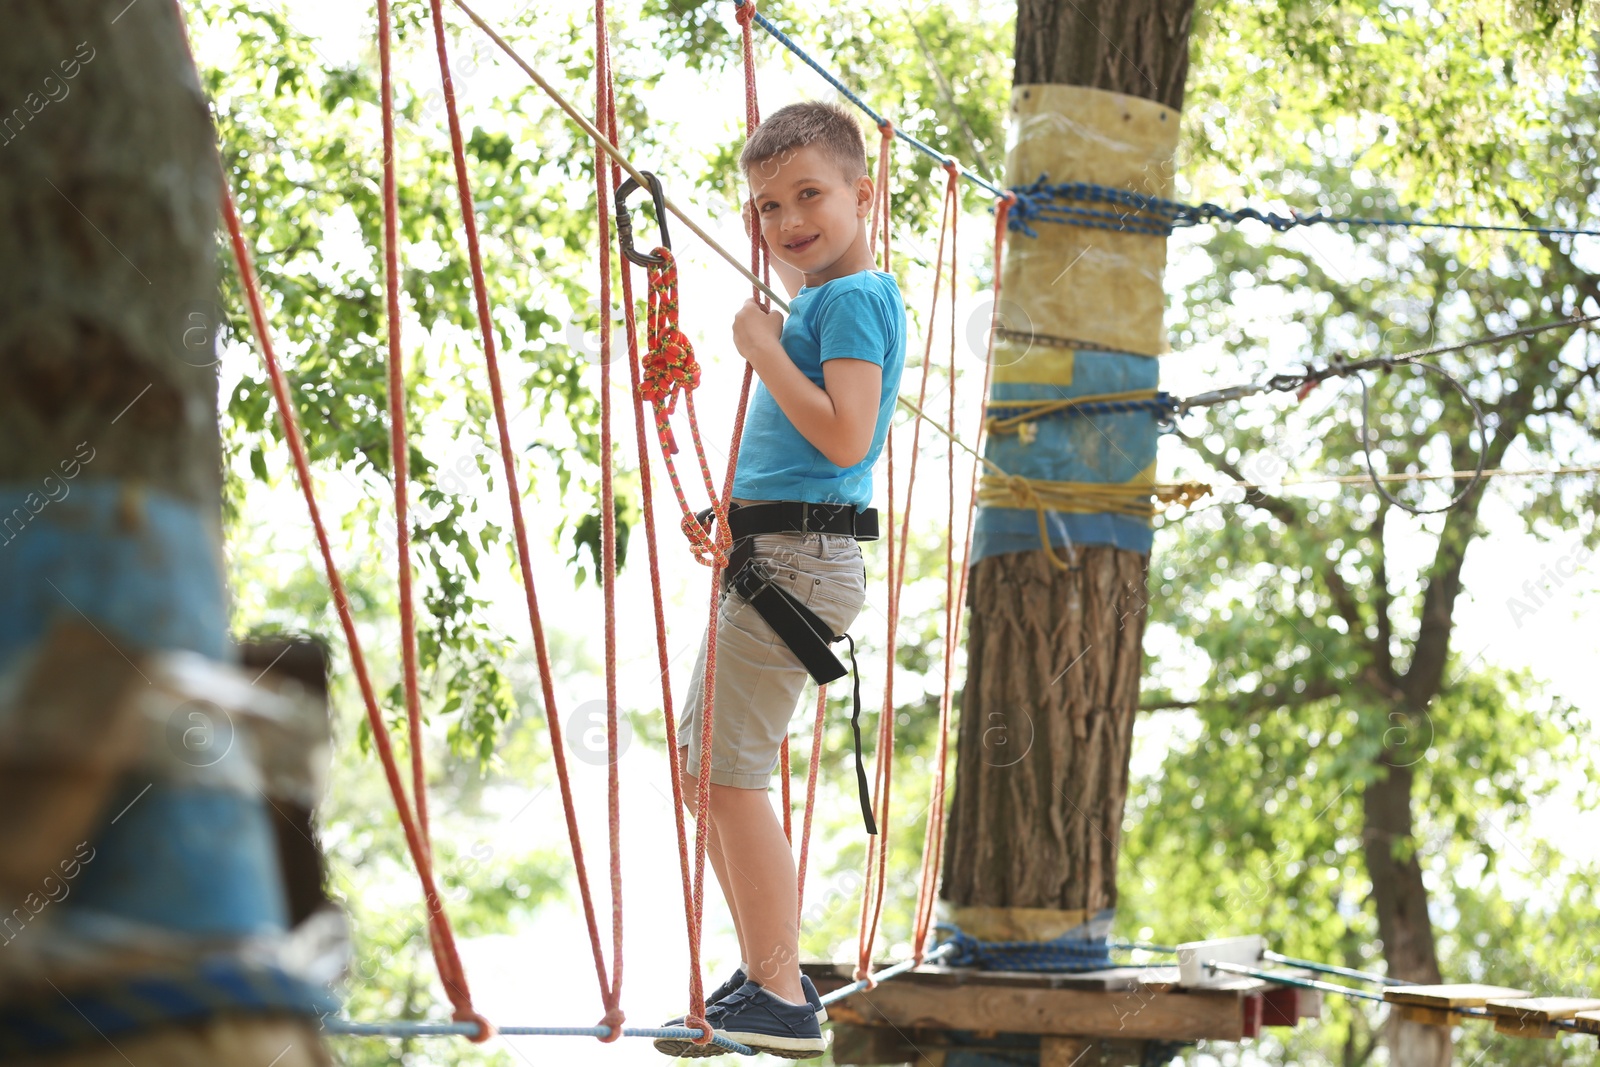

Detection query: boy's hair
xmin=740 ymin=101 xmax=868 ymax=182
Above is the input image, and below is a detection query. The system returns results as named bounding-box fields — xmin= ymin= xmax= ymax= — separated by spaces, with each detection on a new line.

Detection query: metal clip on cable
xmin=614 ymin=170 xmax=672 ymax=268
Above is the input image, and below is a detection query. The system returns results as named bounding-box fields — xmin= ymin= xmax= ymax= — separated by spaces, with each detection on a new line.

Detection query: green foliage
xmin=644 ymin=0 xmax=1014 ymax=226
xmin=1117 ymin=5 xmax=1600 ymax=1062
xmin=324 ymin=712 xmax=568 ymax=1067
xmin=204 ymin=2 xmax=1600 ymax=1064
xmin=204 ymin=0 xmax=632 ymax=760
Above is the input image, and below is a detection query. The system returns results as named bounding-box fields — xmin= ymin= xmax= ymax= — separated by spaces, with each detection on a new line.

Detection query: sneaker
xmin=801 ymin=974 xmax=828 ymax=1024
xmin=653 ymin=967 xmax=747 ymax=1058
xmin=702 ymin=979 xmax=826 ymax=1059
xmin=653 ymin=972 xmax=828 ymax=1058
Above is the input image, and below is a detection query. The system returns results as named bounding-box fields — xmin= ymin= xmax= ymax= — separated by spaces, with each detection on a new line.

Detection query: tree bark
xmin=940 ymin=0 xmax=1193 ymax=922
xmin=0 ymin=2 xmax=221 ymax=498
xmin=942 ymin=548 xmax=1148 ymax=909
xmin=1013 ymin=0 xmax=1193 ymax=108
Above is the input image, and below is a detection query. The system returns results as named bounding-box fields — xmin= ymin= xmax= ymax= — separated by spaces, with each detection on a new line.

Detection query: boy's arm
xmin=732 ymin=300 xmax=880 ymax=468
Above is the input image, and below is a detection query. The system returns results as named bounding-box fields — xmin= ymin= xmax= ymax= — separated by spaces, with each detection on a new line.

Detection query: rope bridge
xmin=154 ymin=0 xmax=1600 ymax=1051
xmin=187 ymin=0 xmax=997 ymax=1048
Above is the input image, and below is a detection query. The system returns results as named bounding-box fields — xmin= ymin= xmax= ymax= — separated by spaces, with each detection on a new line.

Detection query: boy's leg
xmin=706 ymin=780 xmax=804 ymax=1005
xmin=680 ymin=756 xmax=751 ymax=974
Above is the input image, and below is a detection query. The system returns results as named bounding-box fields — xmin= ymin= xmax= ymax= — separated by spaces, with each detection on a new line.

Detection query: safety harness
xmin=697 ymin=501 xmax=881 ymax=834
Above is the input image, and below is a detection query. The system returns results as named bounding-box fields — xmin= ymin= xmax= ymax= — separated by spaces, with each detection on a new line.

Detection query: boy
xmin=655 ymin=101 xmax=905 ymax=1059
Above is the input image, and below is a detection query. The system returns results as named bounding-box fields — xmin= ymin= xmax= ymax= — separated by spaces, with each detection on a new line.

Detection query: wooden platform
xmin=804 ymin=959 xmax=1318 ymax=1063
xmin=1383 ymin=983 xmax=1530 ymax=1008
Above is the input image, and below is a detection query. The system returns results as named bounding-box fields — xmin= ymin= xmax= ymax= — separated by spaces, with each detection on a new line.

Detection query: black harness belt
xmin=697 ymin=502 xmax=881 ymax=835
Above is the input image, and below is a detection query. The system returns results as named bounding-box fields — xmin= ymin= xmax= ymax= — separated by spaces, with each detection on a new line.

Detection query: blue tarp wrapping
xmin=972 ymin=350 xmax=1161 ymax=563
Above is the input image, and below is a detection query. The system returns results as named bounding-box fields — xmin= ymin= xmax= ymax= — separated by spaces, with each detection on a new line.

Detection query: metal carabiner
xmin=614 ymin=171 xmax=672 ymax=268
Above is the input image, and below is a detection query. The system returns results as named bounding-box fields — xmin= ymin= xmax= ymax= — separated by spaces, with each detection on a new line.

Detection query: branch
xmin=1322 ymin=567 xmax=1367 ymax=647
xmin=1403 ymin=310 xmax=1574 ymax=705
xmin=1372 ymin=502 xmax=1394 ymax=681
xmin=1406 ymin=242 xmax=1600 ymax=704
xmin=1140 ymin=678 xmax=1342 ymax=714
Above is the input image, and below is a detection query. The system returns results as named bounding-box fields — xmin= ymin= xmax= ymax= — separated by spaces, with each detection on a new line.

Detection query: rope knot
xmin=877 ymin=119 xmax=894 ymax=136
xmin=685 ymin=1013 xmax=715 ymax=1046
xmin=451 ymin=1008 xmax=496 ymax=1044
xmin=597 ymin=1006 xmax=626 ymax=1043
xmin=1004 ymin=472 xmax=1037 ymax=508
xmin=640 ymin=249 xmax=702 ymax=453
xmin=734 ymin=0 xmax=756 ymax=25
xmin=681 ymin=510 xmax=730 ymax=567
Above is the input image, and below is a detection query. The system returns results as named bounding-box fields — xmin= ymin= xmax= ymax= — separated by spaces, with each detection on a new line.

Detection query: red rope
xmin=640 ymin=250 xmax=733 ymax=567
xmin=912 ymin=166 xmax=969 ymax=959
xmin=669 ymin=2 xmax=762 ymax=1039
xmin=592 ymin=0 xmax=626 ymax=1036
xmin=588 ymin=6 xmax=710 ymax=1044
xmin=952 ymin=194 xmax=1014 ymax=636
xmin=794 ymin=687 xmax=828 ymax=918
xmin=424 ymin=0 xmax=619 ymax=1030
xmin=176 ymin=0 xmax=488 ymax=1036
xmin=869 ymin=123 xmax=894 ymax=270
xmin=912 ymin=193 xmax=1016 ymax=961
xmin=376 ymin=0 xmax=430 ymax=860
xmin=780 ymin=736 xmax=793 ymax=843
xmin=855 ymin=162 xmax=959 ymax=981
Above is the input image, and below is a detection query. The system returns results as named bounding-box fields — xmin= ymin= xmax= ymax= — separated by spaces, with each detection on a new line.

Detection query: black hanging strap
xmin=721 ymin=540 xmax=877 ymax=835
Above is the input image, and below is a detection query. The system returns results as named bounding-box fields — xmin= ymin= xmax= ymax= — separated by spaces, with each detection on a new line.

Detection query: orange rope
xmin=854 ymin=161 xmax=961 ymax=982
xmin=638 ymin=249 xmax=734 ymax=567
xmin=794 ymin=688 xmax=829 ymax=918
xmin=426 ymin=0 xmax=619 ymax=1032
xmin=175 ymin=0 xmax=491 ymax=1036
xmin=591 ymin=0 xmax=627 ymax=1037
xmin=869 ymin=122 xmax=894 ymax=270
xmin=912 ymin=167 xmax=969 ymax=959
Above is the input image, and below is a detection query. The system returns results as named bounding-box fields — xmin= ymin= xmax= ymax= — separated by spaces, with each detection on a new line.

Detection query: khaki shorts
xmin=677 ymin=531 xmax=868 ymax=789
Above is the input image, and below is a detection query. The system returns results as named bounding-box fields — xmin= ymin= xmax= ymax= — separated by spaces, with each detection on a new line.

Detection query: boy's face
xmin=746 ymin=144 xmax=872 ymax=283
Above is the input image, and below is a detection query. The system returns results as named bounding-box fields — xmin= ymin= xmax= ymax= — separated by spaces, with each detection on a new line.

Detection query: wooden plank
xmin=1572 ymin=1010 xmax=1600 ymax=1035
xmin=1493 ymin=1017 xmax=1558 ymax=1040
xmin=1261 ymin=988 xmax=1303 ymax=1027
xmin=828 ymin=1024 xmax=943 ymax=1066
xmin=1384 ymin=984 xmax=1529 ymax=1008
xmin=1136 ymin=967 xmax=1183 ymax=991
xmin=807 ymin=961 xmax=1183 ymax=995
xmin=1241 ymin=993 xmax=1264 ymax=1039
xmin=822 ymin=978 xmax=1252 ymax=1041
xmin=1484 ymin=997 xmax=1600 ymax=1021
xmin=1042 ymin=968 xmax=1169 ymax=993
xmin=1398 ymin=1005 xmax=1455 ymax=1027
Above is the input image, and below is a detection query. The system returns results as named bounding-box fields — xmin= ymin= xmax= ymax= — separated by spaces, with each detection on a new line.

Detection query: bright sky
xmin=222 ymin=2 xmax=1598 ymax=1062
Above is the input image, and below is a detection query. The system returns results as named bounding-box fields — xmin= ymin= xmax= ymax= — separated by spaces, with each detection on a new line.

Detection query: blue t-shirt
xmin=732 ymin=271 xmax=905 ymax=510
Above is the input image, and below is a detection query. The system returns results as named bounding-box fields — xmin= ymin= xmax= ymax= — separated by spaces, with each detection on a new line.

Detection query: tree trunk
xmin=0 ymin=3 xmax=222 ymax=499
xmin=940 ymin=0 xmax=1194 ymax=931
xmin=941 ymin=548 xmax=1148 ymax=910
xmin=1363 ymin=759 xmax=1449 ymax=1067
xmin=0 ymin=6 xmax=327 ymax=1062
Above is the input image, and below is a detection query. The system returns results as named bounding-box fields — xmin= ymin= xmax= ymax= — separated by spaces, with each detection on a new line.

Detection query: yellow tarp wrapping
xmin=996 ymin=83 xmax=1180 ymax=384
